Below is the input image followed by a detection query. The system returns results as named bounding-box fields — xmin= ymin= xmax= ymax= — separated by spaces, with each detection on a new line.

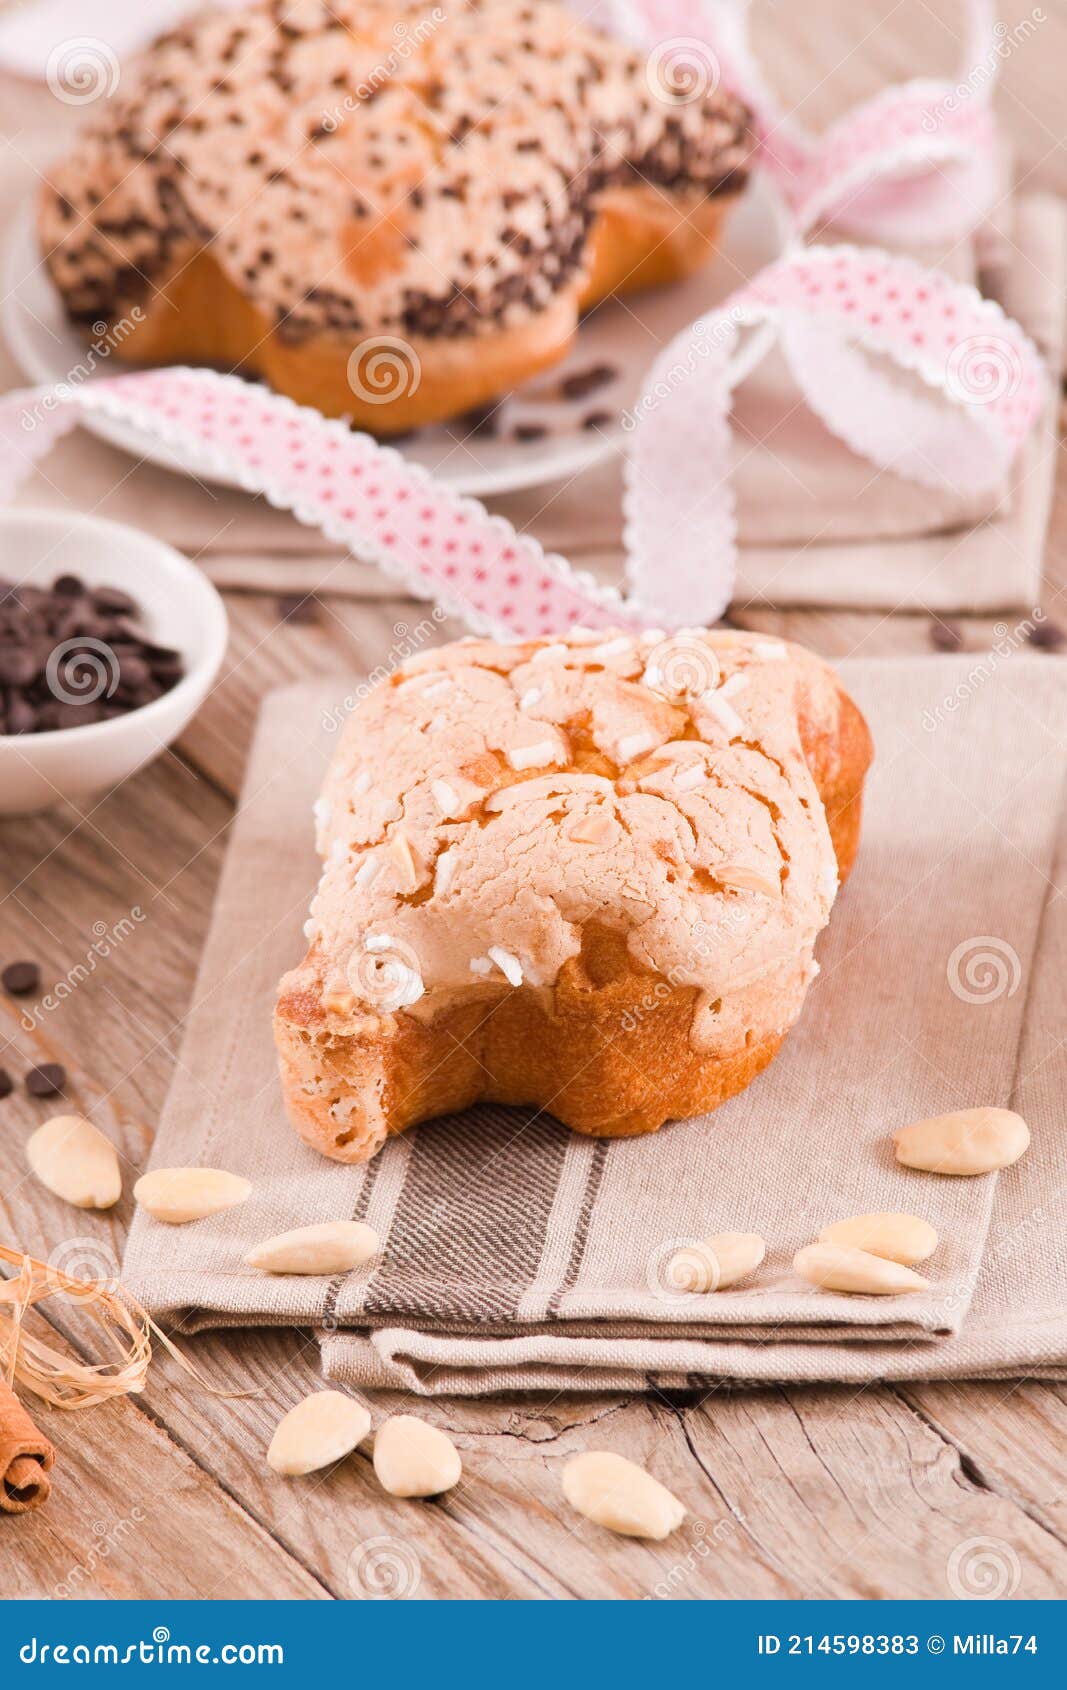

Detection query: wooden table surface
xmin=4 ymin=1 xmax=1067 ymax=1599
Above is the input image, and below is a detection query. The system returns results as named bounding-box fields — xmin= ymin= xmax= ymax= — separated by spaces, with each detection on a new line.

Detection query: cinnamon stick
xmin=0 ymin=1378 xmax=54 ymax=1514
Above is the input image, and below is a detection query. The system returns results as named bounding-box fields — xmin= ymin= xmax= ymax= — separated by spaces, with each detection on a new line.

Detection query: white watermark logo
xmin=45 ymin=638 xmax=120 ymax=707
xmin=946 ymin=936 xmax=1021 ymax=1005
xmin=946 ymin=1535 xmax=1022 ymax=1599
xmin=46 ymin=37 xmax=120 ymax=105
xmin=946 ymin=333 xmax=1023 ymax=406
xmin=646 ymin=37 xmax=720 ymax=105
xmin=347 ymin=337 xmax=422 ymax=406
xmin=347 ymin=1535 xmax=422 ymax=1599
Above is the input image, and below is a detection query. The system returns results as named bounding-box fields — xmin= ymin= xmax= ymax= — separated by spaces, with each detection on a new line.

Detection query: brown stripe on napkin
xmin=359 ymin=1106 xmax=571 ymax=1324
xmin=321 ymin=1154 xmax=383 ymax=1331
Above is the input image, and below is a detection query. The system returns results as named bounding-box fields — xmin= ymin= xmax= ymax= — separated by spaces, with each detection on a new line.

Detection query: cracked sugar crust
xmin=40 ymin=0 xmax=751 ymax=342
xmin=291 ymin=629 xmax=853 ymax=1023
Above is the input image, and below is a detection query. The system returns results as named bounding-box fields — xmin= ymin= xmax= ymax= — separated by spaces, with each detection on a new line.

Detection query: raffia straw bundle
xmin=0 ymin=1244 xmax=232 ymax=1408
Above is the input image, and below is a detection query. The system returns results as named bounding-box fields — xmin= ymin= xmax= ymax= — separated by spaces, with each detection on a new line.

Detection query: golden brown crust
xmin=80 ymin=194 xmax=737 ymax=435
xmin=39 ymin=0 xmax=750 ymax=433
xmin=274 ymin=635 xmax=873 ymax=1163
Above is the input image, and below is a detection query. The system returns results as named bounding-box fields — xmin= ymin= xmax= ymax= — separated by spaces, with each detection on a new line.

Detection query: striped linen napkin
xmin=120 ymin=653 xmax=1067 ymax=1393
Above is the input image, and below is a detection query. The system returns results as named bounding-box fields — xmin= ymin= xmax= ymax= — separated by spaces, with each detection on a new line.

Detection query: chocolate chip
xmin=278 ymin=594 xmax=319 ymax=625
xmin=117 ymin=654 xmax=151 ymax=688
xmin=581 ymin=409 xmax=614 ymax=430
xmin=930 ymin=620 xmax=963 ymax=651
xmin=47 ymin=701 xmax=106 ymax=730
xmin=0 ymin=646 xmax=39 ymax=687
xmin=2 ymin=693 xmax=36 ymax=734
xmin=561 ymin=363 xmax=617 ymax=402
xmin=1028 ymin=618 xmax=1065 ymax=651
xmin=91 ymin=585 xmax=137 ymax=616
xmin=143 ymin=643 xmax=182 ymax=666
xmin=0 ymin=575 xmax=184 ymax=735
xmin=456 ymin=405 xmax=500 ymax=438
xmin=2 ymin=961 xmax=40 ymax=996
xmin=26 ymin=1063 xmax=66 ymax=1098
xmin=513 ymin=423 xmax=548 ymax=442
xmin=0 ymin=1069 xmax=12 ymax=1099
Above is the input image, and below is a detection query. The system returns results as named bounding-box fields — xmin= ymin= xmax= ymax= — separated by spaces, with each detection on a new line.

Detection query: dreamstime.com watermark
xmin=19 ymin=1628 xmax=283 ymax=1664
xmin=920 ymin=611 xmax=1044 ymax=732
xmin=19 ymin=311 xmax=145 ymax=434
xmin=619 ymin=908 xmax=750 ymax=1036
xmin=47 ymin=1233 xmax=122 ymax=1304
xmin=621 ymin=308 xmax=746 ymax=431
xmin=317 ymin=10 xmax=446 ymax=133
xmin=322 ymin=610 xmax=448 ymax=731
xmin=645 ymin=1511 xmax=749 ymax=1597
xmin=922 ymin=11 xmax=1046 ymax=133
xmin=19 ymin=909 xmax=146 ymax=1030
xmin=53 ymin=1510 xmax=148 ymax=1600
xmin=347 ymin=1534 xmax=422 ymax=1598
xmin=347 ymin=335 xmax=422 ymax=406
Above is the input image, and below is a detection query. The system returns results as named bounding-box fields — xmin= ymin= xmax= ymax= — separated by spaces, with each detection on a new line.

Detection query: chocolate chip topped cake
xmin=39 ymin=0 xmax=751 ymax=432
xmin=275 ymin=629 xmax=872 ymax=1163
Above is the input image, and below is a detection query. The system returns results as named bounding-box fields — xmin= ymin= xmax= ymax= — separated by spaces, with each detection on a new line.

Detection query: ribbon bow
xmin=0 ymin=0 xmax=1045 ymax=637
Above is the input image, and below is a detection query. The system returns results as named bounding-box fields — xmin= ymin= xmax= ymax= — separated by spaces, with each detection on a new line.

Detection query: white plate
xmin=2 ymin=186 xmax=778 ymax=498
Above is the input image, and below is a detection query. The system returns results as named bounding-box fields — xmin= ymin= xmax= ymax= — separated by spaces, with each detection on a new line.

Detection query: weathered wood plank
xmin=1 ymin=763 xmax=328 ymax=1596
xmin=3 ymin=0 xmax=1067 ymax=1603
xmin=102 ymin=1325 xmax=1067 ymax=1601
xmin=899 ymin=1380 xmax=1067 ymax=1547
xmin=129 ymin=1330 xmax=560 ymax=1600
xmin=676 ymin=1383 xmax=1067 ymax=1599
xmin=4 ymin=1385 xmax=328 ymax=1600
xmin=1 ymin=749 xmax=228 ymax=1254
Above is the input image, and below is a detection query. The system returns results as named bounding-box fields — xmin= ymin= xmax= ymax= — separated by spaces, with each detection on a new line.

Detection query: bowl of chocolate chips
xmin=0 ymin=510 xmax=227 ymax=813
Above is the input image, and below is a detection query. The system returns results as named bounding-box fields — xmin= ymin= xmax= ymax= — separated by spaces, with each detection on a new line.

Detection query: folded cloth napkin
xmin=120 ymin=654 xmax=1067 ymax=1394
xmin=0 ymin=66 xmax=1062 ymax=613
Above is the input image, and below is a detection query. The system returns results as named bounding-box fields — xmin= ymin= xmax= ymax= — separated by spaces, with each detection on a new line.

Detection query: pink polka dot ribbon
xmin=611 ymin=0 xmax=1046 ymax=623
xmin=0 ymin=0 xmax=1046 ymax=638
xmin=623 ymin=247 xmax=1044 ymax=625
xmin=606 ymin=0 xmax=1001 ymax=240
xmin=0 ymin=371 xmax=635 ymax=640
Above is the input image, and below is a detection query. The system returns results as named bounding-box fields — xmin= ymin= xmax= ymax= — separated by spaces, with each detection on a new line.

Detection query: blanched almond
xmin=26 ymin=1115 xmax=122 ymax=1210
xmin=818 ymin=1213 xmax=938 ymax=1265
xmin=133 ymin=1167 xmax=251 ymax=1224
xmin=373 ymin=1415 xmax=461 ymax=1498
xmin=246 ymin=1221 xmax=379 ymax=1275
xmin=668 ymin=1231 xmax=766 ymax=1293
xmin=716 ymin=863 xmax=781 ymax=899
xmin=893 ymin=1107 xmax=1029 ymax=1176
xmin=562 ymin=1451 xmax=685 ymax=1540
xmin=794 ymin=1242 xmax=928 ymax=1296
xmin=267 ymin=1391 xmax=370 ymax=1476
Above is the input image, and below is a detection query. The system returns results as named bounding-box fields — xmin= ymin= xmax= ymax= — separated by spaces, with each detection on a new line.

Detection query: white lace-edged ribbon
xmin=0 ymin=370 xmax=634 ymax=641
xmin=624 ymin=246 xmax=1045 ymax=626
xmin=617 ymin=0 xmax=1000 ymax=241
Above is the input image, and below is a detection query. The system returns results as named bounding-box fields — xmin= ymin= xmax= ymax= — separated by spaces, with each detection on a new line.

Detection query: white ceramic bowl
xmin=0 ymin=509 xmax=228 ymax=814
